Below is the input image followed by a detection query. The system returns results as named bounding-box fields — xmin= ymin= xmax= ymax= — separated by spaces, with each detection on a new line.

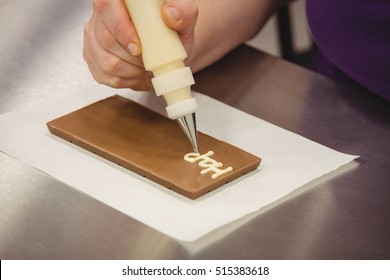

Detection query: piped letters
xmin=184 ymin=151 xmax=233 ymax=179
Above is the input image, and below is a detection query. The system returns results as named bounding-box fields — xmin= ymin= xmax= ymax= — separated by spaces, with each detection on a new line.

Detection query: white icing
xmin=184 ymin=151 xmax=233 ymax=179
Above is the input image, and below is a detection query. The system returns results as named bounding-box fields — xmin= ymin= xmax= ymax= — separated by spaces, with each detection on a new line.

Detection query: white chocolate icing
xmin=184 ymin=151 xmax=233 ymax=179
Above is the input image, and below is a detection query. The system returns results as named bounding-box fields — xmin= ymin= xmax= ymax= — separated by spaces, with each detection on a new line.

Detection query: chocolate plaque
xmin=47 ymin=95 xmax=261 ymax=199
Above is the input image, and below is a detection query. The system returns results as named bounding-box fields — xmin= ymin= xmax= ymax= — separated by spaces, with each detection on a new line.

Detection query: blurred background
xmin=247 ymin=0 xmax=314 ymax=65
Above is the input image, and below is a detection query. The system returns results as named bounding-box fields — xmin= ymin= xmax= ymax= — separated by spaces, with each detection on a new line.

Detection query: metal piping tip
xmin=177 ymin=113 xmax=199 ymax=154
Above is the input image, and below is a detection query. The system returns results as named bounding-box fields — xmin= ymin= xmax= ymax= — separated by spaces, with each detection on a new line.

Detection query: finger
xmin=90 ymin=34 xmax=145 ymax=79
xmin=94 ymin=13 xmax=143 ymax=66
xmin=93 ymin=0 xmax=141 ymax=56
xmin=162 ymin=0 xmax=198 ymax=48
xmin=84 ymin=43 xmax=153 ymax=90
xmin=89 ymin=15 xmax=146 ymax=78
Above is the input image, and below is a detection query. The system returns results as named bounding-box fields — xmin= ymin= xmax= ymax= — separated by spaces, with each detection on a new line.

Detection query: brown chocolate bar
xmin=47 ymin=95 xmax=261 ymax=199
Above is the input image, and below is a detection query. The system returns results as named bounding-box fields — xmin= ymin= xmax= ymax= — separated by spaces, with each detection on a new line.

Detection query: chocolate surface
xmin=47 ymin=95 xmax=261 ymax=199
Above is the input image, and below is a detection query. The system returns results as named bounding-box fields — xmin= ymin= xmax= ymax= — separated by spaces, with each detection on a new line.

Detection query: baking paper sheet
xmin=0 ymin=85 xmax=358 ymax=241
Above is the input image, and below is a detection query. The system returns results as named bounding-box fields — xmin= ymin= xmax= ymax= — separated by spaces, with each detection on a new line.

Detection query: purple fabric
xmin=306 ymin=0 xmax=390 ymax=102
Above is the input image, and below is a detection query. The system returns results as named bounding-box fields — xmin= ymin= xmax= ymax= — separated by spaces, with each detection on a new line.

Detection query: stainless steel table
xmin=1 ymin=0 xmax=389 ymax=259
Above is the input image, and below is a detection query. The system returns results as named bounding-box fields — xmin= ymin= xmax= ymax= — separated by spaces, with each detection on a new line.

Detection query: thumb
xmin=162 ymin=0 xmax=198 ymax=51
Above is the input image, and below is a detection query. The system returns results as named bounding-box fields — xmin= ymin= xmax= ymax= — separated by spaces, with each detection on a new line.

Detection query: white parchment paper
xmin=0 ymin=85 xmax=358 ymax=241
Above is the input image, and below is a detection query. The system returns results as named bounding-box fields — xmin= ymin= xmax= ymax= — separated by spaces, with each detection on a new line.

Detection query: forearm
xmin=187 ymin=0 xmax=290 ymax=72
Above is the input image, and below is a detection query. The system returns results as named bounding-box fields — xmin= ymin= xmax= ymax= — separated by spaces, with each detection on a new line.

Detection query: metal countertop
xmin=1 ymin=0 xmax=389 ymax=259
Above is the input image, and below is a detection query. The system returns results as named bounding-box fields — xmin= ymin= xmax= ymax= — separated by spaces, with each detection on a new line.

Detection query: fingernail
xmin=128 ymin=43 xmax=139 ymax=56
xmin=165 ymin=6 xmax=180 ymax=22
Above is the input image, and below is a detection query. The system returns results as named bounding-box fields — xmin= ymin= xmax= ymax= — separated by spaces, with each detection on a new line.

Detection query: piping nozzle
xmin=177 ymin=113 xmax=199 ymax=154
xmin=151 ymin=67 xmax=198 ymax=153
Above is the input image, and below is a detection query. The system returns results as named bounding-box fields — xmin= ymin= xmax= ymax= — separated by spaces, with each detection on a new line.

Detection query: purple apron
xmin=306 ymin=0 xmax=390 ymax=102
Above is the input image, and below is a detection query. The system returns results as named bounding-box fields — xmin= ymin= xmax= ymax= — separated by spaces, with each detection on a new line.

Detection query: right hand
xmin=83 ymin=0 xmax=198 ymax=91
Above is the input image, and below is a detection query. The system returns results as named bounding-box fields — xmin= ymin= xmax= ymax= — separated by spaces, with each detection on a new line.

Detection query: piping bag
xmin=124 ymin=0 xmax=199 ymax=153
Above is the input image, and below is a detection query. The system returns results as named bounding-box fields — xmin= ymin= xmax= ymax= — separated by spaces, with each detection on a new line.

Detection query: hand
xmin=83 ymin=0 xmax=198 ymax=91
